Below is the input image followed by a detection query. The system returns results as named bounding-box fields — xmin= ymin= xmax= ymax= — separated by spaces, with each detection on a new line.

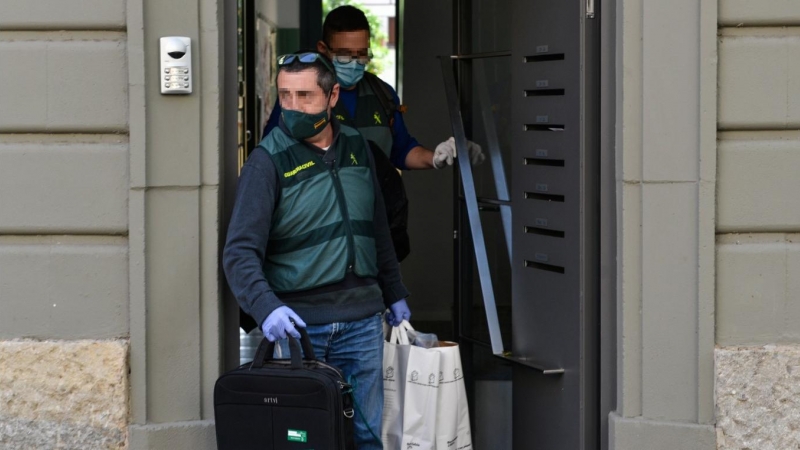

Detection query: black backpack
xmin=367 ymin=140 xmax=410 ymax=262
xmin=363 ymin=72 xmax=411 ymax=263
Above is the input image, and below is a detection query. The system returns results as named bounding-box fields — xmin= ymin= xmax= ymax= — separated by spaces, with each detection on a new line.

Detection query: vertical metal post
xmin=222 ymin=0 xmax=243 ymax=373
xmin=440 ymin=57 xmax=505 ymax=355
xmin=242 ymin=0 xmax=256 ymax=157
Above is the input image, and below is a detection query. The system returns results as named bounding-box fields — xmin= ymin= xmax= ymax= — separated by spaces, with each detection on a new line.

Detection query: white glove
xmin=432 ymin=137 xmax=485 ymax=169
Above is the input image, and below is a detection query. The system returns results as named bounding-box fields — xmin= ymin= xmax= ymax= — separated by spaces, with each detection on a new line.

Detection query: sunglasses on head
xmin=277 ymin=52 xmax=336 ymax=76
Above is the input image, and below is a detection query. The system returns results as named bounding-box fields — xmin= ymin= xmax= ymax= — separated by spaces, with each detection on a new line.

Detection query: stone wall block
xmin=0 ymin=41 xmax=48 ymax=128
xmin=717 ymin=234 xmax=800 ymax=345
xmin=0 ymin=139 xmax=129 ymax=234
xmin=0 ymin=237 xmax=129 ymax=340
xmin=718 ymin=34 xmax=800 ymax=130
xmin=0 ymin=1 xmax=126 ymax=30
xmin=641 ymin=183 xmax=699 ymax=420
xmin=0 ymin=339 xmax=129 ymax=449
xmin=0 ymin=37 xmax=128 ymax=132
xmin=717 ymin=134 xmax=800 ymax=232
xmin=144 ymin=188 xmax=201 ymax=423
xmin=716 ymin=346 xmax=800 ymax=450
xmin=720 ymin=0 xmax=800 ymax=26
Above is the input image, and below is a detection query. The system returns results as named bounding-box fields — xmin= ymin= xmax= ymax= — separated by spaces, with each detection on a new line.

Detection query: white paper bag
xmin=433 ymin=341 xmax=472 ymax=449
xmin=383 ymin=321 xmax=440 ymax=450
xmin=383 ymin=321 xmax=472 ymax=449
xmin=400 ymin=325 xmax=441 ymax=450
xmin=382 ymin=323 xmax=410 ymax=449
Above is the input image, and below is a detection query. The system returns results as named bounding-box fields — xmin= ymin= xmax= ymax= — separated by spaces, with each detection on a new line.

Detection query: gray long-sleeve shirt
xmin=223 ymin=120 xmax=409 ymax=327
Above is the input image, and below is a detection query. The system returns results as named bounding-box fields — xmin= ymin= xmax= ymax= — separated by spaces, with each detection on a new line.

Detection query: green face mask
xmin=282 ymin=106 xmax=330 ymax=140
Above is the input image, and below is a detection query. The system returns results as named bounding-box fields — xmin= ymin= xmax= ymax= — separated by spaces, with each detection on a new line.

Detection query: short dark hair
xmin=322 ymin=5 xmax=370 ymax=45
xmin=277 ymin=52 xmax=337 ymax=95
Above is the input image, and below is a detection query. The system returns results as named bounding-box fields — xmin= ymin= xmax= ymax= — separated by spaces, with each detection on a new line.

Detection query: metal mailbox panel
xmin=516 ymin=200 xmax=571 ymax=236
xmin=513 ymin=266 xmax=580 ymax=365
xmin=517 ymin=233 xmax=571 ymax=266
xmin=517 ymin=141 xmax=571 ymax=163
xmin=518 ymin=61 xmax=581 ymax=89
xmin=514 ymin=129 xmax=572 ymax=157
xmin=518 ymin=166 xmax=572 ymax=198
xmin=510 ymin=0 xmax=600 ymax=448
xmin=518 ymin=101 xmax=573 ymax=130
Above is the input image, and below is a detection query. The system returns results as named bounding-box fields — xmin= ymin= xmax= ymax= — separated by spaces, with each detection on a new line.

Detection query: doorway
xmin=221 ymin=1 xmax=614 ymax=448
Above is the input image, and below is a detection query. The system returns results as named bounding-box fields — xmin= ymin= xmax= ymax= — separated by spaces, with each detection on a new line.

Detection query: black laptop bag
xmin=214 ymin=328 xmax=356 ymax=449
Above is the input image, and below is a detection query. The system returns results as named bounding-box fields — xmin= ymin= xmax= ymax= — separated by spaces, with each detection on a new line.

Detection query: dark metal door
xmin=443 ymin=0 xmax=601 ymax=446
xmin=511 ymin=0 xmax=600 ymax=448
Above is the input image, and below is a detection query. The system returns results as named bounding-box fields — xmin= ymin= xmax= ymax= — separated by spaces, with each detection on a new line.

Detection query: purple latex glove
xmin=386 ymin=299 xmax=411 ymax=327
xmin=261 ymin=306 xmax=307 ymax=342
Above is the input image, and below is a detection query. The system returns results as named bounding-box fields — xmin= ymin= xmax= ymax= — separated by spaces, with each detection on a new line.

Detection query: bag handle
xmin=387 ymin=319 xmax=414 ymax=345
xmin=251 ymin=326 xmax=317 ymax=369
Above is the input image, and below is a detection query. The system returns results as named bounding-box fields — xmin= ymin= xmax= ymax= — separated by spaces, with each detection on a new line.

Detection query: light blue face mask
xmin=333 ymin=59 xmax=366 ymax=88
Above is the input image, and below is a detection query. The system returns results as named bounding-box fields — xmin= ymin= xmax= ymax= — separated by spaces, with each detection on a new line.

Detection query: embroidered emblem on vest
xmin=284 ymin=160 xmax=315 ymax=178
xmin=373 ymin=111 xmax=382 ymax=125
xmin=350 ymin=153 xmax=358 ymax=165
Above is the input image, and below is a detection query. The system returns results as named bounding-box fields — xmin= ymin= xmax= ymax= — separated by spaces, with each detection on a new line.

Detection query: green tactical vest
xmin=257 ymin=124 xmax=378 ymax=293
xmin=332 ymin=75 xmax=394 ymax=158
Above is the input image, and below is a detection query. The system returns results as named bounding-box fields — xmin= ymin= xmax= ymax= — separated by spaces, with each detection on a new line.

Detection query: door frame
xmin=220 ymin=0 xmax=324 ymax=371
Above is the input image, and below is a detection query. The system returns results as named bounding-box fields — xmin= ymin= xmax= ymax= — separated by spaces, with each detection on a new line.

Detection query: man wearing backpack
xmin=261 ymin=6 xmax=485 ymax=261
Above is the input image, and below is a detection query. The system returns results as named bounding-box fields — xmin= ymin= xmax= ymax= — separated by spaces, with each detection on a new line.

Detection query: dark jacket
xmin=223 ymin=118 xmax=409 ymax=328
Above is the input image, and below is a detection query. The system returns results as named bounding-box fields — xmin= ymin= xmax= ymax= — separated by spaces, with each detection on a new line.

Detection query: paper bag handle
xmin=388 ymin=320 xmax=414 ymax=345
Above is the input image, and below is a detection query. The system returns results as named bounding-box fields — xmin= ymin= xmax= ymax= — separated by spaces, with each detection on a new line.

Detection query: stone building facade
xmin=0 ymin=0 xmax=798 ymax=449
xmin=714 ymin=1 xmax=800 ymax=448
xmin=0 ymin=0 xmax=223 ymax=447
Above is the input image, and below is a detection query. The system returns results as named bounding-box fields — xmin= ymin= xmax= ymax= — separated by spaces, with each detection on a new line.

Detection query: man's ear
xmin=316 ymin=40 xmax=328 ymax=55
xmin=329 ymin=83 xmax=340 ymax=109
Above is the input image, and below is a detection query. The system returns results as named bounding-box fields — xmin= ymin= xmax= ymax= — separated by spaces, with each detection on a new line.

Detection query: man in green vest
xmin=262 ymin=6 xmax=484 ymax=172
xmin=223 ymin=52 xmax=409 ymax=450
xmin=262 ymin=5 xmax=483 ymax=266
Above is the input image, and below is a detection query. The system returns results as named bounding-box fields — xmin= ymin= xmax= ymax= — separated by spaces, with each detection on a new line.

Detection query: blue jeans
xmin=276 ymin=313 xmax=384 ymax=450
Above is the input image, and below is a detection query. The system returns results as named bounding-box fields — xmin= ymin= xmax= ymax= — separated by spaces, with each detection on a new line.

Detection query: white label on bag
xmin=287 ymin=429 xmax=307 ymax=442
